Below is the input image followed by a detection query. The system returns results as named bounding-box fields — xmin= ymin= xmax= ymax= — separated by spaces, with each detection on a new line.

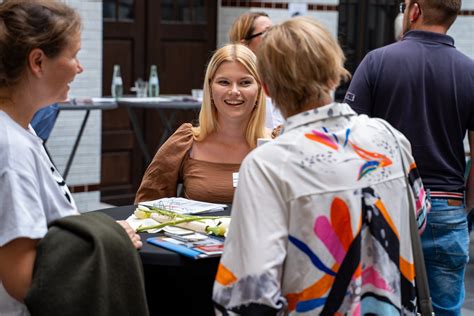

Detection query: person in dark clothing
xmin=344 ymin=1 xmax=473 ymax=315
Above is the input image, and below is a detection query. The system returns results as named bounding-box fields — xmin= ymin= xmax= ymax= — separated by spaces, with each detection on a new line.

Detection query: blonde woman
xmin=214 ymin=17 xmax=429 ymax=315
xmin=135 ymin=44 xmax=266 ymax=204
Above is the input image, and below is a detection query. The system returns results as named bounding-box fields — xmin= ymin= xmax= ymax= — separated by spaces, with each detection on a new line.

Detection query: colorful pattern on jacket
xmin=213 ymin=103 xmax=429 ymax=315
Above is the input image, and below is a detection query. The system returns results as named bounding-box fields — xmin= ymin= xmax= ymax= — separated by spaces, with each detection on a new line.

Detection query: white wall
xmin=449 ymin=0 xmax=474 ymax=59
xmin=46 ymin=0 xmax=103 ymax=212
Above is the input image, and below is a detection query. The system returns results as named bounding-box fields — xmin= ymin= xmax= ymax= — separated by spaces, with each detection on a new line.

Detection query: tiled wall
xmin=217 ymin=1 xmax=340 ymax=48
xmin=47 ymin=0 xmax=103 ymax=212
xmin=449 ymin=0 xmax=474 ymax=59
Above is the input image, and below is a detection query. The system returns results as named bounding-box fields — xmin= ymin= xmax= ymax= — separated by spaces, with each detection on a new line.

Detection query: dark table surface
xmin=58 ymin=99 xmax=118 ymax=110
xmin=96 ymin=204 xmax=230 ymax=266
xmin=95 ymin=204 xmax=230 ymax=315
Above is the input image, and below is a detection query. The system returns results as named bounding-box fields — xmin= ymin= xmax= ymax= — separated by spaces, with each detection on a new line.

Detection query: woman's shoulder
xmin=162 ymin=123 xmax=194 ymax=148
xmin=156 ymin=123 xmax=195 ymax=158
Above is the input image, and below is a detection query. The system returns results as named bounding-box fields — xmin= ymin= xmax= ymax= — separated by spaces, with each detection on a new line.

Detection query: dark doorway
xmin=101 ymin=0 xmax=217 ymax=205
xmin=336 ymin=0 xmax=399 ymax=100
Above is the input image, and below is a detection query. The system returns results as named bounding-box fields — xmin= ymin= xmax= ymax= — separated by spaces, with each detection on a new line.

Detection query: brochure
xmin=140 ymin=197 xmax=227 ymax=215
xmin=147 ymin=233 xmax=224 ymax=260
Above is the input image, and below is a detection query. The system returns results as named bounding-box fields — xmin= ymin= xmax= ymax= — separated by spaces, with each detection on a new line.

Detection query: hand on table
xmin=117 ymin=220 xmax=143 ymax=249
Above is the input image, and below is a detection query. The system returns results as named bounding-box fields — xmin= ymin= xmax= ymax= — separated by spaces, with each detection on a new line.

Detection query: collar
xmin=282 ymin=102 xmax=356 ymax=134
xmin=402 ymin=30 xmax=455 ymax=47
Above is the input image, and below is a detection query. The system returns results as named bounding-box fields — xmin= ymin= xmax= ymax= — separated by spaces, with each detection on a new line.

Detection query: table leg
xmin=158 ymin=110 xmax=176 ymax=147
xmin=125 ymin=106 xmax=152 ymax=165
xmin=63 ymin=110 xmax=90 ymax=180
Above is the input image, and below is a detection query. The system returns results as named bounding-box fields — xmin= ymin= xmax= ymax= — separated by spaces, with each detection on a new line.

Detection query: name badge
xmin=232 ymin=172 xmax=239 ymax=188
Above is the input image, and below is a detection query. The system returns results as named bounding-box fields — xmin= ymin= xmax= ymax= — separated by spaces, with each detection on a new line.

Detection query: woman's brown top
xmin=135 ymin=123 xmax=240 ymax=204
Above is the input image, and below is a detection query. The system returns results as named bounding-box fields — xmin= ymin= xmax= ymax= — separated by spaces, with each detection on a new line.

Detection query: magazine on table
xmin=147 ymin=232 xmax=224 ymax=260
xmin=139 ymin=197 xmax=227 ymax=215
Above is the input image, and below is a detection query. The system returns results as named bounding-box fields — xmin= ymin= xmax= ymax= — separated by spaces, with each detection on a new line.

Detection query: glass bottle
xmin=111 ymin=64 xmax=123 ymax=98
xmin=148 ymin=65 xmax=160 ymax=97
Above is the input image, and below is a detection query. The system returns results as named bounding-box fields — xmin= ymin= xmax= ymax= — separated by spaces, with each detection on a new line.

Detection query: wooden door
xmin=102 ymin=0 xmax=146 ymax=205
xmin=101 ymin=0 xmax=217 ymax=205
xmin=143 ymin=1 xmax=217 ymax=150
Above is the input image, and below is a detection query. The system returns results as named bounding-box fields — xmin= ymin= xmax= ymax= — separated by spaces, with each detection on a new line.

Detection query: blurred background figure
xmin=135 ymin=44 xmax=267 ymax=205
xmin=30 ymin=104 xmax=59 ymax=142
xmin=228 ymin=11 xmax=284 ymax=129
xmin=345 ymin=0 xmax=472 ymax=314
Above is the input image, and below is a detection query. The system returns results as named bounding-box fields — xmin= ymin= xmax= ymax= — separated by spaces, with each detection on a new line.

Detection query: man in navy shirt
xmin=344 ymin=0 xmax=474 ymax=314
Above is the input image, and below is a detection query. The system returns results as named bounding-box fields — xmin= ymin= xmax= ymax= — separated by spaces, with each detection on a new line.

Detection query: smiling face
xmin=247 ymin=16 xmax=272 ymax=53
xmin=42 ymin=32 xmax=83 ymax=103
xmin=211 ymin=60 xmax=259 ymax=125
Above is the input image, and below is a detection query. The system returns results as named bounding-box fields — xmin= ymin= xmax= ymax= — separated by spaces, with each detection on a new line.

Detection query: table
xmin=117 ymin=96 xmax=201 ymax=165
xmin=97 ymin=204 xmax=230 ymax=315
xmin=53 ymin=99 xmax=117 ymax=180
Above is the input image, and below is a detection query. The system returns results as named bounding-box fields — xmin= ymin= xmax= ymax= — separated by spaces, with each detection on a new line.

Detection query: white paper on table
xmin=140 ymin=197 xmax=226 ymax=215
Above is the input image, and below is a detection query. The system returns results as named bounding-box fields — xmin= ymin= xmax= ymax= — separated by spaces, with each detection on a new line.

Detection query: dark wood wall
xmin=101 ymin=0 xmax=217 ymax=205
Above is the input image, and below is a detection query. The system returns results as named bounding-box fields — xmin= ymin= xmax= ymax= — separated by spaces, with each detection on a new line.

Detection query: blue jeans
xmin=420 ymin=198 xmax=469 ymax=316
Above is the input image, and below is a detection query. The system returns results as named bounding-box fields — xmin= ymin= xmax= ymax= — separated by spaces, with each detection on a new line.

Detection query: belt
xmin=429 ymin=191 xmax=464 ymax=200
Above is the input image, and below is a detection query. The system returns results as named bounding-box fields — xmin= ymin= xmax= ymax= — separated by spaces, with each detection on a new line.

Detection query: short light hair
xmin=228 ymin=11 xmax=269 ymax=45
xmin=257 ymin=17 xmax=350 ymax=117
xmin=192 ymin=44 xmax=266 ymax=148
xmin=416 ymin=0 xmax=460 ymax=28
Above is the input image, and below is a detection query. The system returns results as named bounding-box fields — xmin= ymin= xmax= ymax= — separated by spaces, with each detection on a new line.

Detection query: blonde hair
xmin=228 ymin=11 xmax=269 ymax=45
xmin=192 ymin=44 xmax=266 ymax=148
xmin=257 ymin=17 xmax=350 ymax=117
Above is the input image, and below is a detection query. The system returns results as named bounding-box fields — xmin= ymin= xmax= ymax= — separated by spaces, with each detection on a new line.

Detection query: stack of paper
xmin=139 ymin=197 xmax=226 ymax=215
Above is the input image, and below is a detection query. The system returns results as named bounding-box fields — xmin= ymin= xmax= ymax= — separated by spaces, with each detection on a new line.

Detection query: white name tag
xmin=232 ymin=172 xmax=239 ymax=188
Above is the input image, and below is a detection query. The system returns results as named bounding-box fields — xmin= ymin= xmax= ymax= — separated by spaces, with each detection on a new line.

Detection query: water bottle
xmin=148 ymin=65 xmax=159 ymax=97
xmin=111 ymin=64 xmax=123 ymax=98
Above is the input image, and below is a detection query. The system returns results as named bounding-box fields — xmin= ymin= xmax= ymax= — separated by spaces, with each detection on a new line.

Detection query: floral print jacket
xmin=213 ymin=103 xmax=429 ymax=315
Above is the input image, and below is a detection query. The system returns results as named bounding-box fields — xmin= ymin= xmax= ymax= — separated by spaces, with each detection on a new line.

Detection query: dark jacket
xmin=25 ymin=212 xmax=149 ymax=316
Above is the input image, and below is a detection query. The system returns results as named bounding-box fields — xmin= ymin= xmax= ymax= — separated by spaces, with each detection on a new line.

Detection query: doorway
xmin=101 ymin=0 xmax=217 ymax=205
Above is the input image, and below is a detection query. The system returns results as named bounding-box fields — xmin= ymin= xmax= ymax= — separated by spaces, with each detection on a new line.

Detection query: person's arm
xmin=135 ymin=123 xmax=194 ymax=203
xmin=0 ymin=238 xmax=38 ymax=302
xmin=344 ymin=54 xmax=375 ymax=116
xmin=466 ymin=131 xmax=474 ymax=211
xmin=116 ymin=220 xmax=142 ymax=249
xmin=213 ymin=150 xmax=288 ymax=314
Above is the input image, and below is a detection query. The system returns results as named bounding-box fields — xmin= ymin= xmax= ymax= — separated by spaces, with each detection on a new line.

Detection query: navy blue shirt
xmin=345 ymin=30 xmax=474 ymax=192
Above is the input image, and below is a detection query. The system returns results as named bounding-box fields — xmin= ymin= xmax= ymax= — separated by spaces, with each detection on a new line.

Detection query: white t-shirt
xmin=264 ymin=97 xmax=284 ymax=128
xmin=0 ymin=111 xmax=78 ymax=316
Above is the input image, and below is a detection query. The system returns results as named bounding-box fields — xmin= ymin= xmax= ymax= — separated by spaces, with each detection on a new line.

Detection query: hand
xmin=116 ymin=220 xmax=143 ymax=249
